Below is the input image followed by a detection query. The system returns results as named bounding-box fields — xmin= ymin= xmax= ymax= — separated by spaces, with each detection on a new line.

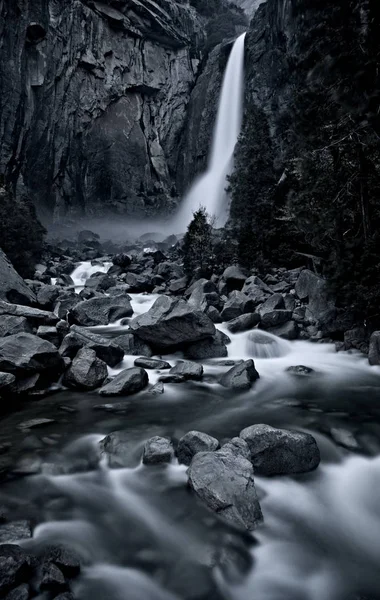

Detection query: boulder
xmin=84 ymin=272 xmax=115 ymax=292
xmin=221 ymin=266 xmax=247 ymax=292
xmin=4 ymin=583 xmax=30 ymax=599
xmin=168 ymin=276 xmax=188 ymax=294
xmin=0 ymin=249 xmax=36 ymax=305
xmin=63 ymin=348 xmax=108 ymax=390
xmin=128 ymin=296 xmax=215 ymax=349
xmin=134 ymin=357 xmax=171 ymax=369
xmin=177 ymin=431 xmax=219 ymax=465
xmin=242 ymin=276 xmax=272 ymax=305
xmin=226 ymin=313 xmax=260 ymax=333
xmin=68 ymin=295 xmax=133 ymax=326
xmin=158 ymin=374 xmax=186 ymax=383
xmin=184 ymin=330 xmax=229 ymax=359
xmin=36 ymin=326 xmax=60 ymax=347
xmin=156 ymin=261 xmax=184 ymax=281
xmin=36 ymin=284 xmax=60 ymax=309
xmin=295 ymin=269 xmax=336 ymax=327
xmin=60 ymin=326 xmax=124 ymax=367
xmin=267 ymin=320 xmax=299 ymax=340
xmin=142 ymin=436 xmax=174 ymax=465
xmin=260 ymin=310 xmax=292 ymax=329
xmin=113 ymin=333 xmax=152 ymax=357
xmin=0 ymin=333 xmax=63 ymax=376
xmin=205 ymin=305 xmax=222 ymax=323
xmin=0 ymin=315 xmax=32 ymax=338
xmin=39 ymin=563 xmax=66 ymax=593
xmin=286 ymin=365 xmax=315 ymax=376
xmin=220 ymin=360 xmax=259 ymax=390
xmin=0 ymin=372 xmax=16 ymax=392
xmin=0 ymin=300 xmax=59 ymax=326
xmin=41 ymin=545 xmax=81 ymax=578
xmin=220 ymin=291 xmax=255 ymax=321
xmin=369 ymin=331 xmax=380 ymax=366
xmin=258 ymin=293 xmax=285 ymax=315
xmin=99 ymin=367 xmax=148 ymax=396
xmin=240 ymin=424 xmax=320 ymax=475
xmin=169 ymin=360 xmax=203 ymax=380
xmin=124 ymin=272 xmax=154 ymax=293
xmin=188 ymin=445 xmax=262 ymax=530
xmin=0 ymin=544 xmax=36 ymax=596
xmin=112 ymin=253 xmax=131 ymax=270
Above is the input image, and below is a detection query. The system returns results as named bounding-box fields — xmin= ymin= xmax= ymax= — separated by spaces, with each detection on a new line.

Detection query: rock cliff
xmin=0 ymin=0 xmax=205 ymax=221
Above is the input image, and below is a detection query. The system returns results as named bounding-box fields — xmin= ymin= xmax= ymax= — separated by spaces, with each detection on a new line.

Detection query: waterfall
xmin=173 ymin=32 xmax=247 ymax=230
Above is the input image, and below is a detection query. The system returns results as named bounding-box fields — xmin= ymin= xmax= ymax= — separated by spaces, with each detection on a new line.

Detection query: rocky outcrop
xmin=0 ymin=250 xmax=36 ymax=306
xmin=0 ymin=0 xmax=205 ymax=220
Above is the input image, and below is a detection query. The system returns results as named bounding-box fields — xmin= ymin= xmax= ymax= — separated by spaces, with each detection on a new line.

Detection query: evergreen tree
xmin=183 ymin=207 xmax=214 ymax=278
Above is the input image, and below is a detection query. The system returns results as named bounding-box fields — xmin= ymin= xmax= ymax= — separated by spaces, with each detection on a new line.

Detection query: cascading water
xmin=172 ymin=32 xmax=247 ymax=230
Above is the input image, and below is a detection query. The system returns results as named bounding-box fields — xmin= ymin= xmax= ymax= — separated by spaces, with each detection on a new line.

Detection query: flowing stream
xmin=172 ymin=33 xmax=246 ymax=229
xmin=2 ymin=261 xmax=380 ymax=599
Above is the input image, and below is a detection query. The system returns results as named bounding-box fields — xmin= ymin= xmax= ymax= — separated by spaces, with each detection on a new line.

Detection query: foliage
xmin=183 ymin=207 xmax=214 ymax=278
xmin=228 ymin=0 xmax=380 ymax=323
xmin=0 ymin=185 xmax=46 ymax=278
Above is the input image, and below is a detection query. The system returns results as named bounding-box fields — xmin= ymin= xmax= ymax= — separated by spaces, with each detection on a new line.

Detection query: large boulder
xmin=226 ymin=313 xmax=260 ymax=333
xmin=36 ymin=284 xmax=60 ymax=309
xmin=220 ymin=290 xmax=255 ymax=322
xmin=240 ymin=424 xmax=320 ymax=475
xmin=242 ymin=276 xmax=272 ymax=305
xmin=0 ymin=333 xmax=63 ymax=376
xmin=258 ymin=293 xmax=285 ymax=315
xmin=188 ymin=444 xmax=262 ymax=530
xmin=295 ymin=269 xmax=336 ymax=327
xmin=59 ymin=326 xmax=124 ymax=367
xmin=142 ymin=436 xmax=174 ymax=465
xmin=68 ymin=295 xmax=133 ymax=326
xmin=113 ymin=333 xmax=153 ymax=357
xmin=177 ymin=431 xmax=219 ymax=465
xmin=260 ymin=310 xmax=292 ymax=329
xmin=0 ymin=315 xmax=32 ymax=338
xmin=266 ymin=320 xmax=299 ymax=340
xmin=369 ymin=331 xmax=380 ymax=366
xmin=0 ymin=300 xmax=59 ymax=326
xmin=184 ymin=330 xmax=229 ymax=359
xmin=63 ymin=348 xmax=108 ymax=390
xmin=220 ymin=360 xmax=259 ymax=390
xmin=0 ymin=249 xmax=36 ymax=305
xmin=99 ymin=367 xmax=148 ymax=396
xmin=128 ymin=296 xmax=215 ymax=349
xmin=221 ymin=266 xmax=247 ymax=292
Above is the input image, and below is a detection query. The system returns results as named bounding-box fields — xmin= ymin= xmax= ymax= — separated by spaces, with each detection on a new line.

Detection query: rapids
xmin=1 ymin=261 xmax=380 ymax=600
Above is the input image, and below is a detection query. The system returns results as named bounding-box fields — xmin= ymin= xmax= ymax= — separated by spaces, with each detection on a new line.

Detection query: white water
xmin=71 ymin=261 xmax=112 ymax=291
xmin=172 ymin=33 xmax=247 ymax=230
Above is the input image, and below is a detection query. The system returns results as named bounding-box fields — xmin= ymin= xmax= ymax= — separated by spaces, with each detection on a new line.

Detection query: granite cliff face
xmin=0 ymin=0 xmax=205 ymax=221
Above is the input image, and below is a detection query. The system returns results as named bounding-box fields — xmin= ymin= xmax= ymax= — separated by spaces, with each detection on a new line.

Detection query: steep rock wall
xmin=0 ymin=0 xmax=204 ymax=221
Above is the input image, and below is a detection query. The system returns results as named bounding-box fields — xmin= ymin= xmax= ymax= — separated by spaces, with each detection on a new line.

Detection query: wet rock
xmin=63 ymin=347 xmax=108 ymax=390
xmin=113 ymin=333 xmax=153 ymax=357
xmin=4 ymin=583 xmax=30 ymax=600
xmin=99 ymin=431 xmax=135 ymax=467
xmin=134 ymin=356 xmax=171 ymax=370
xmin=60 ymin=326 xmax=124 ymax=367
xmin=188 ymin=446 xmax=262 ymax=530
xmin=36 ymin=284 xmax=60 ymax=309
xmin=84 ymin=272 xmax=115 ymax=292
xmin=158 ymin=374 xmax=186 ymax=383
xmin=18 ymin=418 xmax=55 ymax=430
xmin=99 ymin=367 xmax=148 ymax=396
xmin=142 ymin=436 xmax=174 ymax=465
xmin=177 ymin=431 xmax=219 ymax=465
xmin=184 ymin=329 xmax=229 ymax=359
xmin=39 ymin=562 xmax=66 ymax=593
xmin=0 ymin=249 xmax=36 ymax=305
xmin=220 ymin=360 xmax=259 ymax=391
xmin=0 ymin=521 xmax=32 ymax=544
xmin=0 ymin=372 xmax=16 ymax=391
xmin=55 ymin=291 xmax=80 ymax=320
xmin=42 ymin=545 xmax=81 ymax=578
xmin=69 ymin=295 xmax=133 ymax=327
xmin=169 ymin=360 xmax=203 ymax=380
xmin=0 ymin=315 xmax=32 ymax=338
xmin=286 ymin=365 xmax=315 ymax=376
xmin=226 ymin=313 xmax=260 ymax=333
xmin=368 ymin=331 xmax=380 ymax=366
xmin=222 ymin=266 xmax=247 ymax=292
xmin=240 ymin=424 xmax=320 ymax=475
xmin=220 ymin=290 xmax=255 ymax=321
xmin=344 ymin=327 xmax=368 ymax=354
xmin=330 ymin=427 xmax=359 ymax=450
xmin=267 ymin=320 xmax=299 ymax=340
xmin=149 ymin=381 xmax=164 ymax=395
xmin=129 ymin=296 xmax=215 ymax=349
xmin=221 ymin=438 xmax=251 ymax=461
xmin=0 ymin=545 xmax=35 ymax=595
xmin=0 ymin=300 xmax=59 ymax=326
xmin=125 ymin=272 xmax=154 ymax=293
xmin=0 ymin=333 xmax=63 ymax=376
